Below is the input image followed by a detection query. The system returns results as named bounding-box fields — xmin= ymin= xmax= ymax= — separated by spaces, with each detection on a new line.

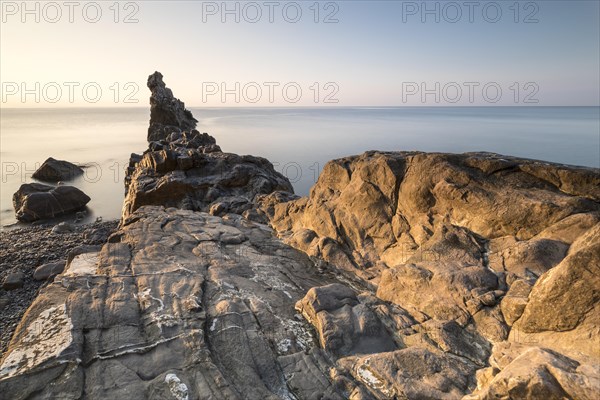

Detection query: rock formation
xmin=123 ymin=72 xmax=292 ymax=220
xmin=13 ymin=183 xmax=91 ymax=222
xmin=32 ymin=157 xmax=84 ymax=182
xmin=1 ymin=73 xmax=598 ymax=400
xmin=147 ymin=71 xmax=198 ymax=142
xmin=263 ymin=151 xmax=600 ymax=399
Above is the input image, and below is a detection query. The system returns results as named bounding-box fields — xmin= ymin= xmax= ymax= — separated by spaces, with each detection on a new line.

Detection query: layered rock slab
xmin=0 ymin=206 xmax=348 ymax=399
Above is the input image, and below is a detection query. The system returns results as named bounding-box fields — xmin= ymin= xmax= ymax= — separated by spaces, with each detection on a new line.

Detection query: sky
xmin=1 ymin=0 xmax=599 ymax=107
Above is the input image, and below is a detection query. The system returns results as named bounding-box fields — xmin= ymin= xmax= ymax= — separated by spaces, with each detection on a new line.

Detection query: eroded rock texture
xmin=124 ymin=72 xmax=292 ymax=221
xmin=2 ymin=73 xmax=599 ymax=400
xmin=147 ymin=71 xmax=198 ymax=142
xmin=0 ymin=206 xmax=344 ymax=399
xmin=264 ymin=151 xmax=600 ymax=399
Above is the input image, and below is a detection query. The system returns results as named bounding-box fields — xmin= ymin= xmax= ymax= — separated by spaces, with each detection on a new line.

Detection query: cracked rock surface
xmin=0 ymin=206 xmax=342 ymax=399
xmin=1 ymin=73 xmax=599 ymax=399
xmin=264 ymin=151 xmax=600 ymax=399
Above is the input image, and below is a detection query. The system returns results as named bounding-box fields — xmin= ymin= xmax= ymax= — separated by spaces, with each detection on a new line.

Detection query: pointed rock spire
xmin=147 ymin=71 xmax=198 ymax=142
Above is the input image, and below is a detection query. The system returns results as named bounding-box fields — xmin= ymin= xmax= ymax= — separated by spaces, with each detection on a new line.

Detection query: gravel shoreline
xmin=0 ymin=220 xmax=119 ymax=357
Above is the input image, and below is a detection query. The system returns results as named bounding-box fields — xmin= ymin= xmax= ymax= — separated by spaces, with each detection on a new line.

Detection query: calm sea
xmin=1 ymin=107 xmax=599 ymax=228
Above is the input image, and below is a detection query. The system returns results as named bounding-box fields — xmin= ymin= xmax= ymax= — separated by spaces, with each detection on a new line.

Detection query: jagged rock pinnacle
xmin=147 ymin=71 xmax=198 ymax=142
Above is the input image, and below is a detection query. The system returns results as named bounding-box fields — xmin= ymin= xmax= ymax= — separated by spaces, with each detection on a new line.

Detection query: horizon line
xmin=2 ymin=105 xmax=600 ymax=110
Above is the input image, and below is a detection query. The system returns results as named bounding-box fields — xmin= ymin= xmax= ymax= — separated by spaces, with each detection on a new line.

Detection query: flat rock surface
xmin=0 ymin=206 xmax=346 ymax=399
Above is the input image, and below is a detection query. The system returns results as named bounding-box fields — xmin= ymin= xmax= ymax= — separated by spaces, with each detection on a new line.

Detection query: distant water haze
xmin=1 ymin=106 xmax=599 ymax=227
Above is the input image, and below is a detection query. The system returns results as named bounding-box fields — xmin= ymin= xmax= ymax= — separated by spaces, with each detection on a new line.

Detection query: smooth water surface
xmin=1 ymin=106 xmax=598 ymax=227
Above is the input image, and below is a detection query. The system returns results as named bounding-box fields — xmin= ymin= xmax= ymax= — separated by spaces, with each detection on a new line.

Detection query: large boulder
xmin=338 ymin=347 xmax=477 ymax=399
xmin=13 ymin=183 xmax=90 ymax=222
xmin=2 ymin=272 xmax=24 ymax=291
xmin=464 ymin=342 xmax=600 ymax=400
xmin=32 ymin=157 xmax=83 ymax=182
xmin=510 ymin=223 xmax=600 ymax=360
xmin=33 ymin=261 xmax=66 ymax=281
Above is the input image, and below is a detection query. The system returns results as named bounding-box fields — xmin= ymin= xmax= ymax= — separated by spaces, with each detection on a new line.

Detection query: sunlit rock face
xmin=2 ymin=73 xmax=599 ymax=400
xmin=264 ymin=150 xmax=600 ymax=399
xmin=264 ymin=151 xmax=599 ymax=283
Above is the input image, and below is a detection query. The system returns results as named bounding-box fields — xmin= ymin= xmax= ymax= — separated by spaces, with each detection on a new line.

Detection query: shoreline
xmin=0 ymin=212 xmax=109 ymax=232
xmin=0 ymin=219 xmax=118 ymax=357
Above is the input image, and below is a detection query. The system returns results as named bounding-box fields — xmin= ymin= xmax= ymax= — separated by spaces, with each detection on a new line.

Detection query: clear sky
xmin=1 ymin=0 xmax=599 ymax=107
